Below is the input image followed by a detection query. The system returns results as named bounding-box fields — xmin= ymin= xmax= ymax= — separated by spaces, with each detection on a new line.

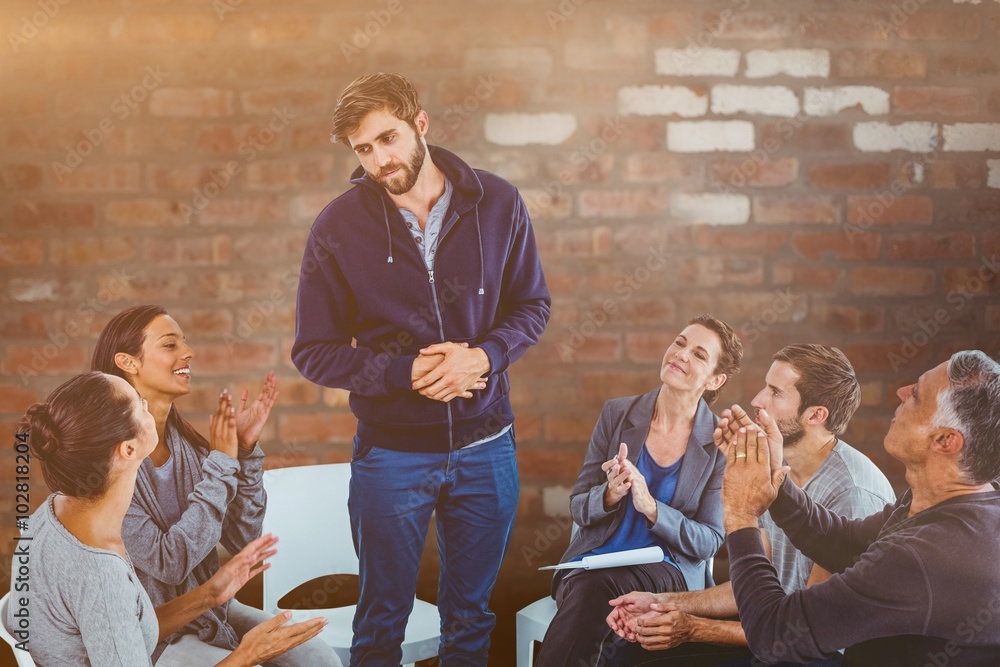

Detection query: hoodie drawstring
xmin=381 ymin=197 xmax=393 ymax=263
xmin=474 ymin=205 xmax=485 ymax=296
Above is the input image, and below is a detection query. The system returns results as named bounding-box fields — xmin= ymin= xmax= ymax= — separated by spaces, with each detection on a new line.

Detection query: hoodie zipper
xmin=427 ymin=269 xmax=455 ymax=450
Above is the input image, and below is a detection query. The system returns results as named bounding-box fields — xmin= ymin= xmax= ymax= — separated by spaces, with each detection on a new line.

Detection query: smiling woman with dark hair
xmin=8 ymin=371 xmax=326 ymax=666
xmin=91 ymin=306 xmax=339 ymax=666
xmin=535 ymin=314 xmax=743 ymax=667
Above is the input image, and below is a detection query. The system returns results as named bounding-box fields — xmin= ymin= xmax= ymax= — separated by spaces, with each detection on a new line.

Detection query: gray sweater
xmin=8 ymin=494 xmax=158 ymax=666
xmin=121 ymin=426 xmax=266 ymax=661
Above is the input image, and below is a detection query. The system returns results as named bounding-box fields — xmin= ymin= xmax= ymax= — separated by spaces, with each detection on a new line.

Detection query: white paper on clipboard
xmin=538 ymin=546 xmax=664 ymax=571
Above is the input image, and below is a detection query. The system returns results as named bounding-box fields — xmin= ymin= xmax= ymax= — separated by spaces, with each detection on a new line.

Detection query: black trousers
xmin=535 ymin=561 xmax=688 ymax=667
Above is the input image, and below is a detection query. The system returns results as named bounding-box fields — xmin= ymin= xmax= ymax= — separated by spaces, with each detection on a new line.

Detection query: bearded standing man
xmin=292 ymin=73 xmax=550 ymax=666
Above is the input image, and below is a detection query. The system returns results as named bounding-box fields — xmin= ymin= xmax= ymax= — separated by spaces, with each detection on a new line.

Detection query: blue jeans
xmin=347 ymin=429 xmax=519 ymax=667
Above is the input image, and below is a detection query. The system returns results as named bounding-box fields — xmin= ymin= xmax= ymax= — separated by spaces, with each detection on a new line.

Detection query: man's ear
xmin=931 ymin=428 xmax=964 ymax=456
xmin=114 ymin=352 xmax=138 ymax=376
xmin=803 ymin=406 xmax=830 ymax=427
xmin=414 ymin=110 xmax=429 ymax=137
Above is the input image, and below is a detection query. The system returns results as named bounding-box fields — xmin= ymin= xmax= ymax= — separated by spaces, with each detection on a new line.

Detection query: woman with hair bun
xmin=9 ymin=371 xmax=327 ymax=666
xmin=91 ymin=305 xmax=339 ymax=666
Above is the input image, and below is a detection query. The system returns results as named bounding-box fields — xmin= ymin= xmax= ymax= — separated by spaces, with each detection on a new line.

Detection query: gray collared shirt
xmin=398 ymin=177 xmax=453 ymax=272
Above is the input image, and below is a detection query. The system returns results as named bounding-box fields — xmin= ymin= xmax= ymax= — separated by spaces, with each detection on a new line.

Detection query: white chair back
xmin=0 ymin=593 xmax=38 ymax=667
xmin=262 ymin=463 xmax=356 ymax=613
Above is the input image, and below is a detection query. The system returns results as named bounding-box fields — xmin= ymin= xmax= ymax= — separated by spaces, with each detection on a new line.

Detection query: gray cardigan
xmin=555 ymin=388 xmax=725 ymax=593
xmin=121 ymin=425 xmax=266 ymax=661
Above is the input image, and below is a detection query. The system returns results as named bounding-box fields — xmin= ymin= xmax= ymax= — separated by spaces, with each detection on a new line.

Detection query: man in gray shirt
xmin=607 ymin=344 xmax=895 ymax=665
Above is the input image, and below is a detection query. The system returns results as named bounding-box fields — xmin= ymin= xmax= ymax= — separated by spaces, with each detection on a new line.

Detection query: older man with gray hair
xmin=718 ymin=350 xmax=1000 ymax=666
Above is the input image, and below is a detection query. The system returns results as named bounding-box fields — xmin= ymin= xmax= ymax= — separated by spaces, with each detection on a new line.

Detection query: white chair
xmin=0 ymin=593 xmax=37 ymax=667
xmin=262 ymin=463 xmax=440 ymax=666
xmin=514 ymin=550 xmax=715 ymax=667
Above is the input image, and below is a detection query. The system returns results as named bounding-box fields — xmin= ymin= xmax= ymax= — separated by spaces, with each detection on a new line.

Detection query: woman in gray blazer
xmin=535 ymin=314 xmax=743 ymax=667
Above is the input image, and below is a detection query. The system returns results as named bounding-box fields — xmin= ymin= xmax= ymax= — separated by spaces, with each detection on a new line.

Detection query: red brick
xmin=0 ymin=385 xmax=37 ymax=413
xmin=711 ymin=158 xmax=798 ymax=188
xmin=0 ymin=313 xmax=48 ymax=339
xmin=244 ymin=157 xmax=333 ymax=190
xmin=892 ymin=303 xmax=976 ymax=334
xmin=935 ymin=55 xmax=999 ymax=77
xmin=580 ymin=371 xmax=652 ymax=407
xmin=517 ymin=447 xmax=586 ymax=483
xmin=437 ymin=76 xmax=527 ymax=110
xmin=3 ymin=345 xmax=87 ymax=376
xmin=808 ymin=163 xmax=892 ymax=190
xmin=196 ymin=124 xmax=285 ymax=154
xmin=113 ymin=124 xmax=192 ymax=155
xmin=716 ymin=290 xmax=807 ymax=325
xmin=753 ymin=196 xmax=840 ymax=225
xmin=195 ymin=270 xmax=289 ymax=302
xmin=843 ymin=342 xmax=933 ymax=373
xmin=800 ymin=13 xmax=891 ymax=41
xmin=0 ymin=164 xmax=43 ymax=191
xmin=771 ymin=263 xmax=845 ymax=292
xmin=95 ymin=271 xmax=187 ymax=302
xmin=143 ymin=236 xmax=232 ymax=265
xmin=760 ymin=123 xmax=849 ymax=152
xmin=240 ymin=88 xmax=327 ymax=115
xmin=549 ymin=228 xmax=613 ymax=258
xmin=54 ymin=163 xmax=141 ymax=192
xmin=892 ymin=87 xmax=979 ymax=116
xmin=930 ymin=160 xmax=983 ymax=189
xmin=6 ymin=127 xmax=84 ymax=152
xmin=623 ymin=332 xmax=673 ymax=365
xmin=676 ymin=256 xmax=764 ymax=287
xmin=105 ymin=199 xmax=191 ymax=227
xmin=543 ymin=414 xmax=600 ymax=444
xmin=170 ymin=308 xmax=234 ymax=337
xmin=0 ymin=93 xmax=46 ymax=118
xmin=230 ymin=13 xmax=318 ymax=46
xmin=147 ymin=163 xmax=230 ymax=192
xmin=291 ymin=124 xmax=333 ymax=152
xmin=624 ymin=155 xmax=704 ymax=186
xmin=149 ymin=88 xmax=234 ymax=118
xmin=278 ymin=413 xmax=357 ymax=445
xmin=232 ymin=230 xmax=308 ymax=263
xmin=887 ymin=233 xmax=975 ymax=260
xmin=811 ymin=304 xmax=885 ymax=334
xmin=121 ymin=14 xmax=218 ymax=42
xmin=897 ymin=13 xmax=981 ymax=41
xmin=647 ymin=11 xmax=701 ymax=38
xmin=986 ymin=305 xmax=1000 ymax=332
xmin=14 ymin=201 xmax=94 ymax=229
xmin=50 ymin=237 xmax=135 ymax=266
xmin=199 ymin=196 xmax=289 ymax=227
xmin=706 ymin=11 xmax=792 ymax=39
xmin=943 ymin=267 xmax=996 ymax=296
xmin=0 ymin=238 xmax=44 ymax=266
xmin=850 ymin=268 xmax=934 ymax=296
xmin=578 ymin=190 xmax=669 ymax=219
xmin=947 ymin=194 xmax=1000 ymax=226
xmin=694 ymin=229 xmax=787 ymax=253
xmin=983 ymin=231 xmax=1000 ymax=257
xmin=793 ymin=231 xmax=881 ymax=261
xmin=847 ymin=195 xmax=932 ymax=226
xmin=989 ymin=90 xmax=1000 ymax=115
xmin=835 ymin=49 xmax=927 ymax=79
xmin=188 ymin=343 xmax=277 ymax=374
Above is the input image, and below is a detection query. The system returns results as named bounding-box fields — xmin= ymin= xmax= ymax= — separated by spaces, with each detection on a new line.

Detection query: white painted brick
xmin=988 ymin=160 xmax=1000 ymax=189
xmin=711 ymin=85 xmax=800 ymax=117
xmin=745 ymin=49 xmax=830 ymax=78
xmin=484 ymin=113 xmax=577 ymax=146
xmin=667 ymin=121 xmax=755 ymax=153
xmin=463 ymin=47 xmax=553 ymax=72
xmin=942 ymin=124 xmax=1000 ymax=152
xmin=804 ymin=86 xmax=890 ymax=116
xmin=654 ymin=48 xmax=741 ymax=77
xmin=952 ymin=0 xmax=1000 ymax=4
xmin=671 ymin=193 xmax=751 ymax=225
xmin=618 ymin=85 xmax=708 ymax=117
xmin=853 ymin=122 xmax=939 ymax=153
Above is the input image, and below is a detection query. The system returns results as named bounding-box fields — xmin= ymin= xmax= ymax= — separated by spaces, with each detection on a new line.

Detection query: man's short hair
xmin=934 ymin=350 xmax=1000 ymax=484
xmin=773 ymin=344 xmax=861 ymax=436
xmin=331 ymin=72 xmax=421 ymax=147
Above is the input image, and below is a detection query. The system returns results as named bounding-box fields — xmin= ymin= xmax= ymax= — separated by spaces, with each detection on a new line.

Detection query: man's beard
xmin=776 ymin=414 xmax=806 ymax=449
xmin=372 ymin=135 xmax=426 ymax=195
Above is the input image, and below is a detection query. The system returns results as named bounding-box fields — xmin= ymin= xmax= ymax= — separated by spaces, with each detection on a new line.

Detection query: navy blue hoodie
xmin=292 ymin=146 xmax=550 ymax=453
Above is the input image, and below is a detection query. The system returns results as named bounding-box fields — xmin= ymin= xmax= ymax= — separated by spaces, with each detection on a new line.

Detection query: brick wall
xmin=2 ymin=0 xmax=999 ymax=663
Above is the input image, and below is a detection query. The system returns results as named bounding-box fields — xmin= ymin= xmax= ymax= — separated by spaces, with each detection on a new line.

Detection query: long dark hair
xmin=20 ymin=372 xmax=140 ymax=498
xmin=92 ymin=305 xmax=209 ymax=451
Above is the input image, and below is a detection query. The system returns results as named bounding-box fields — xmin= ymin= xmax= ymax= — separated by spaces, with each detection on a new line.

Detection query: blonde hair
xmin=331 ymin=72 xmax=421 ymax=146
